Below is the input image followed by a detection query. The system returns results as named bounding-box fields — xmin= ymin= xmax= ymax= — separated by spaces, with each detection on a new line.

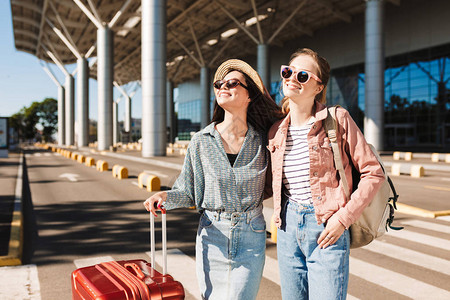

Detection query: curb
xmin=383 ymin=161 xmax=450 ymax=172
xmin=396 ymin=203 xmax=450 ymax=218
xmin=0 ymin=153 xmax=24 ymax=266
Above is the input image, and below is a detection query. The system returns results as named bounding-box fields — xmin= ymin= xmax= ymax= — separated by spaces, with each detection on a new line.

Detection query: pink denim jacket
xmin=268 ymin=102 xmax=385 ymax=229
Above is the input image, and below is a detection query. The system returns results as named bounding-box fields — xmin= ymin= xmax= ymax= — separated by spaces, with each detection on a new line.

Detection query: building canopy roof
xmin=10 ymin=0 xmax=393 ymax=86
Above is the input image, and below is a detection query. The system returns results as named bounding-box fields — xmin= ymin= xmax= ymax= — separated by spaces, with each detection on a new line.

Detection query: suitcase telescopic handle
xmin=150 ymin=204 xmax=167 ymax=275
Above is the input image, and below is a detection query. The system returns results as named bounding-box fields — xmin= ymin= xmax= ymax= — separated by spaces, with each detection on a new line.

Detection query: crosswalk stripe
xmin=146 ymin=250 xmax=201 ymax=300
xmin=0 ymin=264 xmax=41 ymax=299
xmin=400 ymin=219 xmax=450 ymax=234
xmin=265 ymin=253 xmax=361 ymax=299
xmin=437 ymin=215 xmax=450 ymax=222
xmin=143 ymin=170 xmax=169 ymax=178
xmin=362 ymin=240 xmax=450 ymax=276
xmin=385 ymin=228 xmax=450 ymax=251
xmin=349 ymin=257 xmax=450 ymax=299
xmin=73 ymin=256 xmax=114 ymax=269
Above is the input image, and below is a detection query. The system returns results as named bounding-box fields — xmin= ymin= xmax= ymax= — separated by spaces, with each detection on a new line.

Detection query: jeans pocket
xmin=199 ymin=212 xmax=213 ymax=228
xmin=250 ymin=214 xmax=267 ymax=233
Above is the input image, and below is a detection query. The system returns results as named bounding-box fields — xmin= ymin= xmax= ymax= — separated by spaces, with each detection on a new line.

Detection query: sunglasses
xmin=280 ymin=65 xmax=322 ymax=84
xmin=213 ymin=79 xmax=248 ymax=90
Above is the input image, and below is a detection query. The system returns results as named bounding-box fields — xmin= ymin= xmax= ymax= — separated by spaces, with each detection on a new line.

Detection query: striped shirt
xmin=164 ymin=122 xmax=268 ymax=212
xmin=282 ymin=122 xmax=314 ymax=205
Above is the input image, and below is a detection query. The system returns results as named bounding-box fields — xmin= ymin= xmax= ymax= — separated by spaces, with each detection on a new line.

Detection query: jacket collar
xmin=272 ymin=101 xmax=328 ymax=146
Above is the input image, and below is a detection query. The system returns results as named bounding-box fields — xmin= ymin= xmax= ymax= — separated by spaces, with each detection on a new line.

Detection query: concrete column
xmin=142 ymin=0 xmax=167 ymax=157
xmin=200 ymin=66 xmax=210 ymax=128
xmin=77 ymin=58 xmax=89 ymax=147
xmin=113 ymin=101 xmax=118 ymax=145
xmin=166 ymin=81 xmax=175 ymax=143
xmin=65 ymin=75 xmax=74 ymax=146
xmin=57 ymin=85 xmax=65 ymax=146
xmin=364 ymin=0 xmax=384 ymax=150
xmin=97 ymin=26 xmax=114 ymax=151
xmin=257 ymin=44 xmax=270 ymax=92
xmin=125 ymin=96 xmax=131 ymax=132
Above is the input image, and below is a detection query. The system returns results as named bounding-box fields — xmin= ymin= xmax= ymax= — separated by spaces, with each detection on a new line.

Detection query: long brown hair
xmin=211 ymin=69 xmax=284 ymax=134
xmin=281 ymin=48 xmax=330 ymax=114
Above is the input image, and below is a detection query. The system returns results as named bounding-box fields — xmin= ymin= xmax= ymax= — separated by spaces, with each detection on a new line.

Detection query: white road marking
xmin=436 ymin=215 xmax=450 ymax=222
xmin=143 ymin=170 xmax=169 ymax=178
xmin=349 ymin=257 xmax=450 ymax=299
xmin=44 ymin=153 xmax=52 ymax=157
xmin=73 ymin=256 xmax=115 ymax=269
xmin=132 ymin=181 xmax=140 ymax=187
xmin=59 ymin=173 xmax=79 ymax=182
xmin=362 ymin=240 xmax=450 ymax=276
xmin=34 ymin=153 xmax=42 ymax=157
xmin=385 ymin=228 xmax=450 ymax=251
xmin=147 ymin=249 xmax=200 ymax=299
xmin=400 ymin=219 xmax=450 ymax=234
xmin=0 ymin=264 xmax=41 ymax=299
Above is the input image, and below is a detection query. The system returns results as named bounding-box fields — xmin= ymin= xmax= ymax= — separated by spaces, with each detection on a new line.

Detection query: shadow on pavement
xmin=28 ymin=199 xmax=199 ymax=266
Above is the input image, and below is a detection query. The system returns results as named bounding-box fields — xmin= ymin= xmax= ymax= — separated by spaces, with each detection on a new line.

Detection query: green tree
xmin=8 ymin=98 xmax=58 ymax=142
xmin=37 ymin=98 xmax=57 ymax=142
xmin=22 ymin=102 xmax=40 ymax=140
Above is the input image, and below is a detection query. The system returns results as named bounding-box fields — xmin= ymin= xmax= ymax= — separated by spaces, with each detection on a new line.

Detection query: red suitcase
xmin=71 ymin=208 xmax=185 ymax=299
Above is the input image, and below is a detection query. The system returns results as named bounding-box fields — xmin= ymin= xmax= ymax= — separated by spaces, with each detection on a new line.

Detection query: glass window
xmin=329 ymin=43 xmax=450 ymax=150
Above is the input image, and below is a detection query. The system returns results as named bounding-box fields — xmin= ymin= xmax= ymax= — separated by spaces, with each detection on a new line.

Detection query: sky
xmin=0 ymin=1 xmax=143 ymax=121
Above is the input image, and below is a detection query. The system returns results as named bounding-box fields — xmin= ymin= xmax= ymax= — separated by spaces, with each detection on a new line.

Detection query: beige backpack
xmin=324 ymin=106 xmax=402 ymax=249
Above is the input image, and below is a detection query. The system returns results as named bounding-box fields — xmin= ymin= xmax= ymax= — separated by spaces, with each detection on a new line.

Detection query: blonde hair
xmin=281 ymin=48 xmax=330 ymax=114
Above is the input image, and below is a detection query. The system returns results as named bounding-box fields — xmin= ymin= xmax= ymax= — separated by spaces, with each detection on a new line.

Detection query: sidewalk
xmin=0 ymin=153 xmax=20 ymax=261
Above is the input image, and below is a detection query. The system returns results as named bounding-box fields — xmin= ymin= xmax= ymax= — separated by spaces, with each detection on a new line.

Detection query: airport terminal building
xmin=11 ymin=0 xmax=450 ymax=155
xmin=175 ymin=0 xmax=450 ymax=151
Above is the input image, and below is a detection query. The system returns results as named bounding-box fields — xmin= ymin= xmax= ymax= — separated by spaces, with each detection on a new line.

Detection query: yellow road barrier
xmin=112 ymin=165 xmax=129 ymax=179
xmin=96 ymin=160 xmax=108 ymax=172
xmin=85 ymin=157 xmax=95 ymax=167
xmin=138 ymin=172 xmax=161 ymax=191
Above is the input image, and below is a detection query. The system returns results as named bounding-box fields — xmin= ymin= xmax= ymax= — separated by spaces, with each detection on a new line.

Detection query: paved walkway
xmin=0 ymin=153 xmax=19 ymax=256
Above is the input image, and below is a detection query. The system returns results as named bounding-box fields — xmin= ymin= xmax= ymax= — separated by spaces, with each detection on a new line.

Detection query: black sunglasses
xmin=280 ymin=65 xmax=322 ymax=84
xmin=213 ymin=79 xmax=249 ymax=90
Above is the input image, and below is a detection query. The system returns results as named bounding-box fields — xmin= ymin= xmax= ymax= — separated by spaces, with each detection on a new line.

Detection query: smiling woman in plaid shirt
xmin=144 ymin=59 xmax=283 ymax=300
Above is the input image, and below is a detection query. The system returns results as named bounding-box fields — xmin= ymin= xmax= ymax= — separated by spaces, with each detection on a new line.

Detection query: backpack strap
xmin=324 ymin=106 xmax=351 ymax=200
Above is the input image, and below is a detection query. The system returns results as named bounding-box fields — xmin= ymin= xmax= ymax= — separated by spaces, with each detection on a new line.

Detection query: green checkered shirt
xmin=165 ymin=122 xmax=269 ymax=212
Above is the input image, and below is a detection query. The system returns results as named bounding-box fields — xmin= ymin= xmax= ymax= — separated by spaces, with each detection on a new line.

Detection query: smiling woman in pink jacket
xmin=268 ymin=48 xmax=385 ymax=300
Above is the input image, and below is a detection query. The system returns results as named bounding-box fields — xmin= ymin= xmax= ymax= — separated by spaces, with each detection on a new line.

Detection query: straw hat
xmin=213 ymin=59 xmax=265 ymax=94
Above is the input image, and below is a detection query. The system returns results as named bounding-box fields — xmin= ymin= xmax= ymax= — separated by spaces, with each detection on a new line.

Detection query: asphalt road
xmin=1 ymin=147 xmax=450 ymax=299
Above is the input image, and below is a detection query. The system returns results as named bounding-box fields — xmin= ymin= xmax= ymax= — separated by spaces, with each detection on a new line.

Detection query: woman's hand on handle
xmin=143 ymin=192 xmax=167 ymax=217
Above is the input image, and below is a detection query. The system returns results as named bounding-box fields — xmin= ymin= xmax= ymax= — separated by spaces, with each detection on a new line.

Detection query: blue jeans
xmin=277 ymin=200 xmax=350 ymax=300
xmin=196 ymin=205 xmax=266 ymax=300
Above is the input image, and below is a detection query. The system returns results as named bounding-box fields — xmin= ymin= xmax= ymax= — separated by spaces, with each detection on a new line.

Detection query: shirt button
xmin=313 ymin=172 xmax=318 ymax=176
xmin=321 ymin=218 xmax=326 ymax=223
xmin=317 ymin=196 xmax=321 ymax=200
xmin=313 ymin=146 xmax=318 ymax=151
xmin=313 ymin=125 xmax=317 ymax=129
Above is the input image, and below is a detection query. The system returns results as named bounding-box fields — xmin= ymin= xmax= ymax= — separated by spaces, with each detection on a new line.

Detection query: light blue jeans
xmin=196 ymin=205 xmax=266 ymax=300
xmin=277 ymin=200 xmax=350 ymax=300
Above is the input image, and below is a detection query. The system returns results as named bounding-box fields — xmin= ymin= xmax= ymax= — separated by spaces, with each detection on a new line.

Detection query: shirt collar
xmin=202 ymin=122 xmax=256 ymax=138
